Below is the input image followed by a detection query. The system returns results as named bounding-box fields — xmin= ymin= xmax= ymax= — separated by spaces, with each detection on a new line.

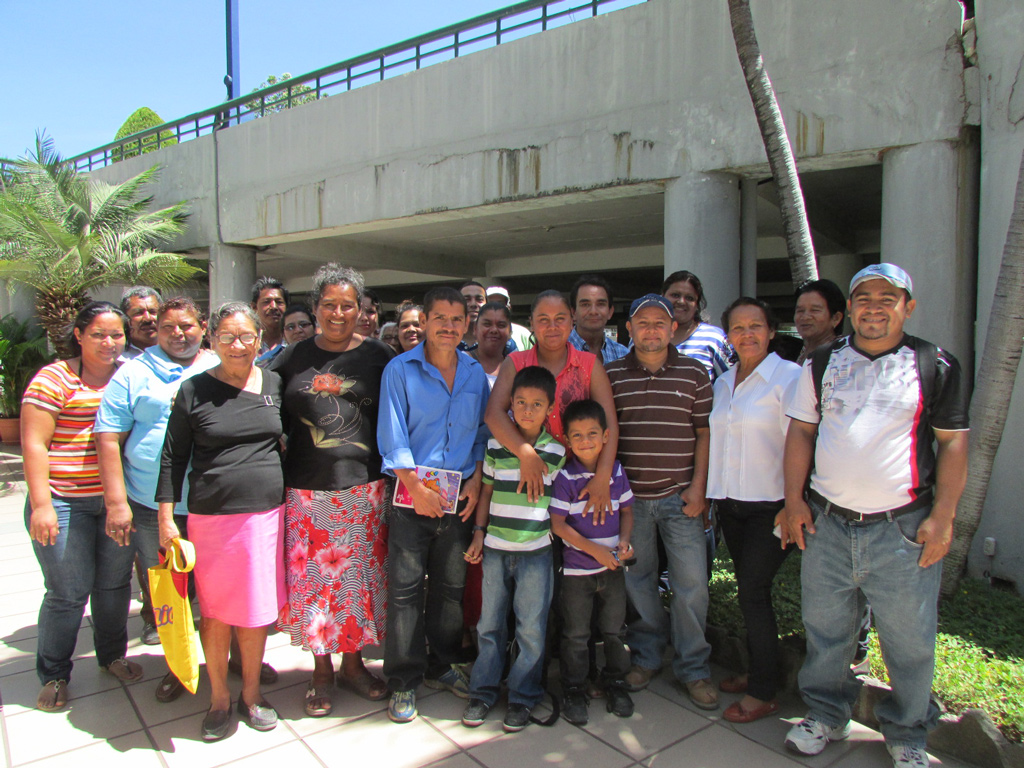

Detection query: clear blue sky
xmin=1 ymin=0 xmax=520 ymax=160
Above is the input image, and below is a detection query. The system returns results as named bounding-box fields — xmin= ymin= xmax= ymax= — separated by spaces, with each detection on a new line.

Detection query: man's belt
xmin=807 ymin=488 xmax=933 ymax=523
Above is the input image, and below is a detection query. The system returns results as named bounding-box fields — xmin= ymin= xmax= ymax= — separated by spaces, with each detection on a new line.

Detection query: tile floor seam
xmin=290 ymin=737 xmax=330 ymax=768
xmin=418 ymin=715 xmax=474 ymax=768
xmin=124 ymin=683 xmax=171 ymax=768
xmin=12 ymin=727 xmax=148 ymax=768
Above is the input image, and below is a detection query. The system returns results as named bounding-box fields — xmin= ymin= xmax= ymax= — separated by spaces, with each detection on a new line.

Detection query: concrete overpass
xmin=11 ymin=0 xmax=1024 ymax=590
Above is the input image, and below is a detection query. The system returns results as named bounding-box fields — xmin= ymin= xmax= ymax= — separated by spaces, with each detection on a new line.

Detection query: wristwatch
xmin=472 ymin=524 xmax=486 ymax=533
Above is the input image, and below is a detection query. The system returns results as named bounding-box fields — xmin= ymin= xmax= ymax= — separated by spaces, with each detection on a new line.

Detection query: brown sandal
xmin=37 ymin=680 xmax=68 ymax=712
xmin=304 ymin=680 xmax=333 ymax=717
xmin=336 ymin=668 xmax=388 ymax=701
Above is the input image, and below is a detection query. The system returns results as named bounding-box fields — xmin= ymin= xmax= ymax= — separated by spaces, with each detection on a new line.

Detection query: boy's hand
xmin=617 ymin=541 xmax=633 ymax=560
xmin=594 ymin=548 xmax=620 ymax=571
xmin=464 ymin=530 xmax=485 ymax=564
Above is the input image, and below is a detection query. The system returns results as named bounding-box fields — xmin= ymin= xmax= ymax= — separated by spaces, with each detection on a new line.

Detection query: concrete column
xmin=881 ymin=139 xmax=978 ymax=365
xmin=208 ymin=244 xmax=257 ymax=308
xmin=0 ymin=280 xmax=37 ymax=322
xmin=740 ymin=178 xmax=759 ymax=298
xmin=664 ymin=173 xmax=741 ymax=324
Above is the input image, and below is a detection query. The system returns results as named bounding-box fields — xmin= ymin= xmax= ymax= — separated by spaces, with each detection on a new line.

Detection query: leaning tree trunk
xmin=727 ymin=0 xmax=818 ymax=285
xmin=941 ymin=149 xmax=1024 ymax=597
xmin=35 ymin=288 xmax=87 ymax=360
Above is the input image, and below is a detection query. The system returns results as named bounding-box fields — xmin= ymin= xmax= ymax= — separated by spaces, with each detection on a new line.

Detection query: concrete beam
xmin=486 ymin=245 xmax=664 ymax=278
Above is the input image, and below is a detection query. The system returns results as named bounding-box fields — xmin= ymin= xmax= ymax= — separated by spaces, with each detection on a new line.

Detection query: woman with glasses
xmin=282 ymin=304 xmax=317 ymax=345
xmin=270 ymin=264 xmax=395 ymax=717
xmin=156 ymin=302 xmax=286 ymax=741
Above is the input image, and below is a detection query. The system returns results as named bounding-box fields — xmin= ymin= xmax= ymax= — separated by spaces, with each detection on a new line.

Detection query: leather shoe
xmin=237 ymin=698 xmax=278 ymax=731
xmin=623 ymin=664 xmax=657 ymax=692
xmin=201 ymin=708 xmax=231 ymax=741
xmin=723 ymin=698 xmax=780 ymax=723
xmin=718 ymin=676 xmax=748 ymax=694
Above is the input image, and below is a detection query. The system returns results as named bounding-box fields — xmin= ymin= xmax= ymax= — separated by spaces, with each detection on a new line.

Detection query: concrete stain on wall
xmin=496 ymin=146 xmax=542 ymax=197
xmin=613 ymin=131 xmax=656 ymax=179
xmin=795 ymin=111 xmax=826 ymax=156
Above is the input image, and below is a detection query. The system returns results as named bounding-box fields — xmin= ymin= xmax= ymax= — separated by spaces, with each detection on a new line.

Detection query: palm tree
xmin=727 ymin=0 xmax=818 ymax=285
xmin=941 ymin=149 xmax=1024 ymax=596
xmin=0 ymin=134 xmax=199 ymax=358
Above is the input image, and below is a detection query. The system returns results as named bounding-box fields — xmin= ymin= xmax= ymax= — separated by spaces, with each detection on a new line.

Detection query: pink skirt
xmin=188 ymin=504 xmax=286 ymax=627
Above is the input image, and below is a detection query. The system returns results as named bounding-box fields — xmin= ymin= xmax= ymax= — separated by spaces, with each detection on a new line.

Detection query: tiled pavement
xmin=0 ymin=445 xmax=970 ymax=768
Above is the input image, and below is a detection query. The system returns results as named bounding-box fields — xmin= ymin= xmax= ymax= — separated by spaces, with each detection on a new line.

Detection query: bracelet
xmin=472 ymin=524 xmax=486 ymax=533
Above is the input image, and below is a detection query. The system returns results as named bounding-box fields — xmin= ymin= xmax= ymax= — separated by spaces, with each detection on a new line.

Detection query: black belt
xmin=807 ymin=488 xmax=932 ymax=523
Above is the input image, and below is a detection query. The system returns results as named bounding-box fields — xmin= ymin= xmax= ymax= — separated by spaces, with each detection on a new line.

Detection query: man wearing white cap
xmin=781 ymin=263 xmax=969 ymax=768
xmin=486 ymin=286 xmax=532 ymax=352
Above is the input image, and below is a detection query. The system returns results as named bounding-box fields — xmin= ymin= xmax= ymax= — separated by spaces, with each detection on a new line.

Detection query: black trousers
xmin=716 ymin=498 xmax=793 ymax=701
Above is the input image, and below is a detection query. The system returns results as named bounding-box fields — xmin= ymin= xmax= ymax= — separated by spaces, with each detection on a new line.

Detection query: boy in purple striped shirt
xmin=549 ymin=399 xmax=635 ymax=726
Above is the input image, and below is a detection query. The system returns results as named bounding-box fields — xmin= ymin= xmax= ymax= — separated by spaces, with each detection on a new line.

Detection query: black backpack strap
xmin=912 ymin=338 xmax=939 ymax=420
xmin=529 ymin=690 xmax=560 ymax=726
xmin=811 ymin=338 xmax=845 ymax=415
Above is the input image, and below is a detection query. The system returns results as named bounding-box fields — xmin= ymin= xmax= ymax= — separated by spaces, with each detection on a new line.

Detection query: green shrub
xmin=708 ymin=554 xmax=1024 ymax=741
xmin=112 ymin=107 xmax=177 ymax=161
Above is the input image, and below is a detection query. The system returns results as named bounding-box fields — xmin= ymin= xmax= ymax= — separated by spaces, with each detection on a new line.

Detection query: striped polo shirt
xmin=481 ymin=431 xmax=566 ymax=553
xmin=606 ymin=347 xmax=713 ymax=499
xmin=677 ymin=322 xmax=732 ymax=381
xmin=22 ymin=361 xmax=111 ymax=497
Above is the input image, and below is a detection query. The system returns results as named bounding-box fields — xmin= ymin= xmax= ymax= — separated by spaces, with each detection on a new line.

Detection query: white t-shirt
xmin=708 ymin=352 xmax=801 ymax=502
xmin=787 ymin=336 xmax=968 ymax=514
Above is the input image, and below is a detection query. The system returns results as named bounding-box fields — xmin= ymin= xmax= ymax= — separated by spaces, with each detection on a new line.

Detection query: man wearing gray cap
xmin=781 ymin=263 xmax=969 ymax=768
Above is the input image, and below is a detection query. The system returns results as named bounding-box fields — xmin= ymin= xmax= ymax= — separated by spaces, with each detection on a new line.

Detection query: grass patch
xmin=708 ymin=552 xmax=1024 ymax=742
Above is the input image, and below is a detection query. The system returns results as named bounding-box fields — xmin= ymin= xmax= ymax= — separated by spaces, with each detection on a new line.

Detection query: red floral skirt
xmin=278 ymin=480 xmax=389 ymax=653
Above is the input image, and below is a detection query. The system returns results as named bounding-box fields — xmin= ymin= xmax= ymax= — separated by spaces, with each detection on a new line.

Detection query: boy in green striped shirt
xmin=462 ymin=366 xmax=566 ymax=732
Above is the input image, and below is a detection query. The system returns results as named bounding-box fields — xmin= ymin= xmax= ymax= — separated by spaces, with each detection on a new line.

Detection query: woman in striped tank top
xmin=22 ymin=302 xmax=142 ymax=712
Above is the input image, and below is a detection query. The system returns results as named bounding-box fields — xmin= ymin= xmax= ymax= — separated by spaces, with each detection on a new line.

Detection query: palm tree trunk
xmin=941 ymin=149 xmax=1024 ymax=597
xmin=727 ymin=0 xmax=818 ymax=285
xmin=35 ymin=289 xmax=86 ymax=360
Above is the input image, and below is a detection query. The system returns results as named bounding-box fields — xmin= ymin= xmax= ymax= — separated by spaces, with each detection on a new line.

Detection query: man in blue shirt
xmin=378 ymin=286 xmax=490 ymax=724
xmin=567 ymin=275 xmax=629 ymax=365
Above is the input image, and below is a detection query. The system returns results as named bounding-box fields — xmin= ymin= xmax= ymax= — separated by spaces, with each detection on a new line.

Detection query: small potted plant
xmin=0 ymin=314 xmax=52 ymax=444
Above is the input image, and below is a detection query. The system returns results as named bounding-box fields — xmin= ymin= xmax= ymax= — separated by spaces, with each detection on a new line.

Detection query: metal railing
xmin=68 ymin=0 xmax=646 ymax=172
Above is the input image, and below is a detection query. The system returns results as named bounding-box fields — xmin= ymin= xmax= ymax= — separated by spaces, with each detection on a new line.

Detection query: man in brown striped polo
xmin=605 ymin=293 xmax=717 ymax=710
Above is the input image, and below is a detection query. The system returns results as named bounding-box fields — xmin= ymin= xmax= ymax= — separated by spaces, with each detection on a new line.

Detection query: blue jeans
xmin=799 ymin=498 xmax=942 ymax=748
xmin=469 ymin=548 xmax=553 ymax=708
xmin=384 ymin=506 xmax=471 ymax=692
xmin=625 ymin=494 xmax=710 ymax=682
xmin=26 ymin=495 xmax=136 ymax=684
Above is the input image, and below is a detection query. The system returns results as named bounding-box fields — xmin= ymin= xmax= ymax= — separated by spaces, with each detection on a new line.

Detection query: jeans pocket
xmin=893 ymin=514 xmax=925 ymax=549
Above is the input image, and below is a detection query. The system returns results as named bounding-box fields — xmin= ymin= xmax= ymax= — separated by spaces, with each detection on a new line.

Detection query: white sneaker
xmin=887 ymin=744 xmax=930 ymax=768
xmin=784 ymin=716 xmax=852 ymax=756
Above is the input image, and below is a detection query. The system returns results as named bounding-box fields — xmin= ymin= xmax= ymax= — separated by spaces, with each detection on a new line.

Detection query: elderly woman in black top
xmin=156 ymin=302 xmax=285 ymax=742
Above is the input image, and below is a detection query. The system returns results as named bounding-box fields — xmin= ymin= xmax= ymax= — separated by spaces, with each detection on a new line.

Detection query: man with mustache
xmin=378 ymin=286 xmax=489 ymax=724
xmin=120 ymin=286 xmax=161 ymax=360
xmin=251 ymin=276 xmax=288 ymax=361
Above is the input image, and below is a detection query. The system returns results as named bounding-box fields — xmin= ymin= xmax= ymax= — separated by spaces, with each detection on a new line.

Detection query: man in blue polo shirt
xmin=378 ymin=286 xmax=490 ymax=724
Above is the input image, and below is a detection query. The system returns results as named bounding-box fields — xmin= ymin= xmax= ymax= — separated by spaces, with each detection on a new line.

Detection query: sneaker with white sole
xmin=784 ymin=715 xmax=852 ymax=756
xmin=887 ymin=744 xmax=930 ymax=768
xmin=388 ymin=690 xmax=417 ymax=723
xmin=423 ymin=664 xmax=470 ymax=698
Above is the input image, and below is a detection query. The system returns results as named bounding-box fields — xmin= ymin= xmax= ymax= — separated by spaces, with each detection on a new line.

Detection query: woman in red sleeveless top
xmin=484 ymin=290 xmax=619 ymax=515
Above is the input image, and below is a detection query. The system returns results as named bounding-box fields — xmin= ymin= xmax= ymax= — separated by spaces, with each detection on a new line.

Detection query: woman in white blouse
xmin=708 ymin=297 xmax=801 ymax=724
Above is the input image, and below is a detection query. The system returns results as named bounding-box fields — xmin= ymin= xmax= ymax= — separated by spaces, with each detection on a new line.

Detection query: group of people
xmin=20 ymin=260 xmax=967 ymax=768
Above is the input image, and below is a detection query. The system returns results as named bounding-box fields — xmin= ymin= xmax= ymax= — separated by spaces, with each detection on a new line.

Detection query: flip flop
xmin=336 ymin=668 xmax=389 ymax=701
xmin=304 ymin=681 xmax=333 ymax=717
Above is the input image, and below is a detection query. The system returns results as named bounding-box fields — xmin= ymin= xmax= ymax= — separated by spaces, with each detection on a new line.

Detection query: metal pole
xmin=225 ymin=0 xmax=240 ymax=102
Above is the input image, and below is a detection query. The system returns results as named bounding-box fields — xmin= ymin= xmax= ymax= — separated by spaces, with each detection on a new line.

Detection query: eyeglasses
xmin=284 ymin=321 xmax=313 ymax=332
xmin=215 ymin=332 xmax=258 ymax=346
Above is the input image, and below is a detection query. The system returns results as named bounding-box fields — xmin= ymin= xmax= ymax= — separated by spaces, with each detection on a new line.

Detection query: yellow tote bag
xmin=148 ymin=537 xmax=200 ymax=694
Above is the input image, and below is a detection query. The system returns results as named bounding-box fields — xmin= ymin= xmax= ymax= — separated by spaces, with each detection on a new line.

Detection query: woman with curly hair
xmin=270 ymin=264 xmax=396 ymax=717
